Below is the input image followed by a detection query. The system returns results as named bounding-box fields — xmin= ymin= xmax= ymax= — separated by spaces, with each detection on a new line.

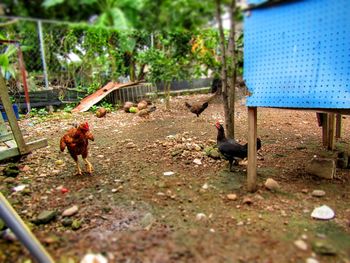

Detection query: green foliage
xmin=63 ymin=104 xmax=75 ymax=113
xmin=0 ymin=45 xmax=17 ymax=78
xmin=89 ymin=101 xmax=114 ymax=113
xmin=30 ymin=108 xmax=49 ymax=117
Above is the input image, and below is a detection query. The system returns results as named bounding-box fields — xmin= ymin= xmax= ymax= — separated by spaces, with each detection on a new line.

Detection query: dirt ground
xmin=1 ymin=94 xmax=350 ymax=263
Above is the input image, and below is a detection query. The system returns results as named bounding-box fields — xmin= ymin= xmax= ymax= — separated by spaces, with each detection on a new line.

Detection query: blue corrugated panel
xmin=244 ymin=0 xmax=350 ymax=108
xmin=247 ymin=0 xmax=268 ymax=4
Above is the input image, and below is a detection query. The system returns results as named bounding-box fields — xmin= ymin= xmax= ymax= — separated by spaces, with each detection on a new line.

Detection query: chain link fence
xmin=1 ymin=18 xmax=148 ymax=90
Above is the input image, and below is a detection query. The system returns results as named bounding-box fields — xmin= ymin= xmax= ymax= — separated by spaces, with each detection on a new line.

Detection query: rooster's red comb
xmin=81 ymin=122 xmax=89 ymax=130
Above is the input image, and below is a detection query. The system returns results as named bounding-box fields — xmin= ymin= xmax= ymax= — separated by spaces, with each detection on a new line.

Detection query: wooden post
xmin=247 ymin=107 xmax=257 ymax=192
xmin=322 ymin=113 xmax=329 ymax=147
xmin=336 ymin=114 xmax=342 ymax=138
xmin=0 ymin=73 xmax=28 ymax=154
xmin=328 ymin=113 xmax=336 ymax=150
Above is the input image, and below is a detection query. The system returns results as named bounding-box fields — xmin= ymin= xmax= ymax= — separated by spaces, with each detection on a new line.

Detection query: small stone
xmin=311 ymin=205 xmax=335 ymax=220
xmin=61 ymin=217 xmax=73 ymax=227
xmin=306 ymin=258 xmax=319 ymax=263
xmin=306 ymin=158 xmax=336 ymax=179
xmin=81 ymin=253 xmax=108 ymax=263
xmin=294 ymin=239 xmax=308 ymax=251
xmin=12 ymin=185 xmax=26 ymax=192
xmin=55 ymin=160 xmax=64 ymax=166
xmin=62 ymin=205 xmax=79 ymax=217
xmin=312 ymin=240 xmax=337 ymax=255
xmin=196 ymin=213 xmax=207 ymax=221
xmin=264 ymin=178 xmax=280 ymax=190
xmin=227 ymin=194 xmax=238 ymax=201
xmin=311 ymin=190 xmax=326 ymax=197
xmin=140 ymin=213 xmax=155 ymax=230
xmin=125 ymin=142 xmax=136 ymax=149
xmin=163 ymin=171 xmax=175 ymax=176
xmin=301 ymin=189 xmax=308 ymax=194
xmin=202 ymin=183 xmax=209 ymax=190
xmin=242 ymin=197 xmax=253 ymax=205
xmin=193 ymin=158 xmax=202 ymax=165
xmin=2 ymin=229 xmax=17 ymax=242
xmin=71 ymin=219 xmax=82 ymax=230
xmin=33 ymin=210 xmax=57 ymax=225
xmin=237 ymin=221 xmax=244 ymax=226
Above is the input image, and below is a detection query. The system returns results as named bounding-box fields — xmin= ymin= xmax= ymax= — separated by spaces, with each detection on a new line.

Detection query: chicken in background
xmin=185 ymin=93 xmax=217 ymax=117
xmin=137 ymin=105 xmax=156 ymax=118
xmin=215 ymin=122 xmax=261 ymax=172
xmin=60 ymin=122 xmax=94 ymax=175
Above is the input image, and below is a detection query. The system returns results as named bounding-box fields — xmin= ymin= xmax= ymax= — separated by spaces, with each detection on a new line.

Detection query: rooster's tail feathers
xmin=59 ymin=138 xmax=66 ymax=152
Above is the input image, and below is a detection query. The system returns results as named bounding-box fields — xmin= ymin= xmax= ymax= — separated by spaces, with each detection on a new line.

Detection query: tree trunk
xmin=215 ymin=0 xmax=235 ymax=139
xmin=227 ymin=0 xmax=236 ymax=139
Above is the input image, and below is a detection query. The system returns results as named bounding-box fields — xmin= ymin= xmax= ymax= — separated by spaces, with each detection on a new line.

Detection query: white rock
xmin=294 ymin=239 xmax=308 ymax=251
xmin=163 ymin=171 xmax=175 ymax=176
xmin=311 ymin=205 xmax=335 ymax=220
xmin=193 ymin=158 xmax=202 ymax=165
xmin=62 ymin=205 xmax=79 ymax=217
xmin=13 ymin=185 xmax=26 ymax=192
xmin=311 ymin=190 xmax=326 ymax=197
xmin=306 ymin=258 xmax=319 ymax=263
xmin=227 ymin=194 xmax=237 ymax=200
xmin=80 ymin=253 xmax=108 ymax=263
xmin=264 ymin=178 xmax=280 ymax=190
xmin=202 ymin=183 xmax=209 ymax=190
xmin=196 ymin=213 xmax=207 ymax=221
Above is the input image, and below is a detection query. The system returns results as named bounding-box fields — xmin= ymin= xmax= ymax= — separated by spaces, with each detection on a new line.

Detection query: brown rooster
xmin=60 ymin=122 xmax=94 ymax=175
xmin=185 ymin=94 xmax=217 ymax=117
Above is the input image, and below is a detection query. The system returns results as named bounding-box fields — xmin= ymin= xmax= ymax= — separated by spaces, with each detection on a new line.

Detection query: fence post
xmin=37 ymin=20 xmax=49 ymax=89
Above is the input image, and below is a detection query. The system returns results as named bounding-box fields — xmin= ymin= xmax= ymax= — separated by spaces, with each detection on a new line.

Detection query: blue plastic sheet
xmin=244 ymin=0 xmax=350 ymax=108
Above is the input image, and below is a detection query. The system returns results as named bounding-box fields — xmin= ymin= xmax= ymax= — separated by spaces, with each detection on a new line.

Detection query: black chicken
xmin=185 ymin=101 xmax=209 ymax=117
xmin=215 ymin=122 xmax=262 ymax=172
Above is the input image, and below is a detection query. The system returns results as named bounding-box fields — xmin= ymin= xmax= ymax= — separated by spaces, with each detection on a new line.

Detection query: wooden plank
xmin=0 ymin=139 xmax=47 ymax=161
xmin=0 ymin=146 xmax=19 ymax=160
xmin=0 ymin=111 xmax=8 ymax=135
xmin=0 ymin=132 xmax=13 ymax=142
xmin=247 ymin=107 xmax=258 ymax=193
xmin=4 ymin=139 xmax=17 ymax=148
xmin=72 ymin=81 xmax=140 ymax=112
xmin=336 ymin=114 xmax=342 ymax=138
xmin=26 ymin=138 xmax=48 ymax=152
xmin=328 ymin=113 xmax=336 ymax=150
xmin=0 ymin=74 xmax=28 ymax=154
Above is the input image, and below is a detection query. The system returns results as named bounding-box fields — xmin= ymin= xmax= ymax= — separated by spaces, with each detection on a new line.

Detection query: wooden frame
xmin=0 ymin=73 xmax=47 ymax=160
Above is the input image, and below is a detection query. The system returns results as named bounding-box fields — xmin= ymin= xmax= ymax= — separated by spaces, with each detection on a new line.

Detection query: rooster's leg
xmin=83 ymin=158 xmax=93 ymax=174
xmin=229 ymin=159 xmax=234 ymax=172
xmin=75 ymin=161 xmax=82 ymax=175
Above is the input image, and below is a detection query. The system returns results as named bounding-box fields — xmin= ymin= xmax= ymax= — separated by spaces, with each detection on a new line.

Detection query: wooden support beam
xmin=336 ymin=114 xmax=342 ymax=139
xmin=328 ymin=113 xmax=336 ymax=150
xmin=0 ymin=74 xmax=28 ymax=154
xmin=247 ymin=107 xmax=258 ymax=192
xmin=321 ymin=113 xmax=329 ymax=147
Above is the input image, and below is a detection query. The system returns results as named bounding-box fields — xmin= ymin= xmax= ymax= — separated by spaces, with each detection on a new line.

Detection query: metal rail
xmin=0 ymin=193 xmax=55 ymax=263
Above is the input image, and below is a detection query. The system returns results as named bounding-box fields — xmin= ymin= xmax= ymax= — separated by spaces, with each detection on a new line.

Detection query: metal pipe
xmin=37 ymin=21 xmax=49 ymax=89
xmin=0 ymin=193 xmax=55 ymax=263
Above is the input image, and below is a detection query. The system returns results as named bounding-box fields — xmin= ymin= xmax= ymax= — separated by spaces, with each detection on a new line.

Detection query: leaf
xmin=42 ymin=0 xmax=65 ymax=8
xmin=0 ymin=55 xmax=9 ymax=68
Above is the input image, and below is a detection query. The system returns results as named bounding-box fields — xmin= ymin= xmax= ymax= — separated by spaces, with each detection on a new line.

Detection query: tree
xmin=215 ymin=0 xmax=236 ymax=139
